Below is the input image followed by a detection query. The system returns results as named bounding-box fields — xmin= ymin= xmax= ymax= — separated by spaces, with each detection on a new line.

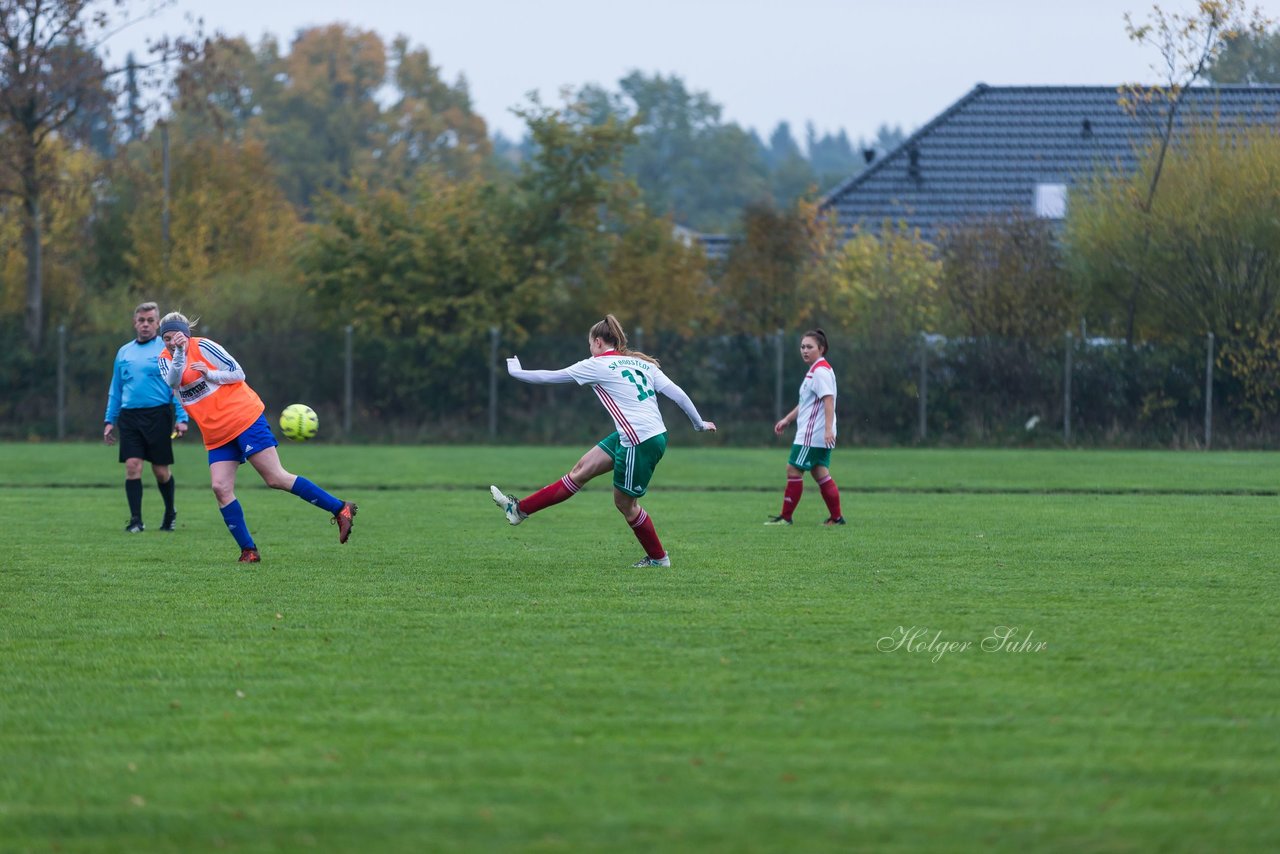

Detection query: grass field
xmin=2 ymin=442 xmax=1278 ymax=852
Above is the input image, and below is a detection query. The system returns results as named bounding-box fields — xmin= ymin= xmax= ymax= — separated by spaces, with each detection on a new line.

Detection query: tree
xmin=824 ymin=221 xmax=940 ymax=341
xmin=937 ymin=215 xmax=1077 ymax=340
xmin=1206 ymin=24 xmax=1280 ymax=82
xmin=113 ymin=131 xmax=301 ymax=301
xmin=376 ymin=36 xmax=490 ymax=186
xmin=598 ymin=197 xmax=711 ymax=337
xmin=717 ymin=199 xmax=834 ymax=336
xmin=1067 ymin=123 xmax=1280 ymax=339
xmin=765 ymin=121 xmax=816 ymax=205
xmin=0 ymin=0 xmax=199 ymax=351
xmin=577 ymin=72 xmax=770 ymax=233
xmin=1116 ymin=0 xmax=1271 ymax=340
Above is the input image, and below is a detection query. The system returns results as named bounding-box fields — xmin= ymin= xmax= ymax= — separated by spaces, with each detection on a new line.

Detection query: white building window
xmin=1035 ymin=183 xmax=1068 ymax=219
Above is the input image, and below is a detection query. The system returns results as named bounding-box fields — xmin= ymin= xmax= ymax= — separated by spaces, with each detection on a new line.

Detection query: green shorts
xmin=788 ymin=444 xmax=832 ymax=471
xmin=598 ymin=431 xmax=667 ymax=497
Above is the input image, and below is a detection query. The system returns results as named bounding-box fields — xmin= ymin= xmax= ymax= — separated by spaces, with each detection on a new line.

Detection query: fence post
xmin=917 ymin=333 xmax=927 ymax=442
xmin=489 ymin=326 xmax=501 ymax=442
xmin=57 ymin=323 xmax=67 ymax=440
xmin=1063 ymin=331 xmax=1073 ymax=446
xmin=161 ymin=121 xmax=171 ymax=279
xmin=1204 ymin=332 xmax=1214 ymax=450
xmin=343 ymin=325 xmax=353 ymax=435
xmin=775 ymin=328 xmax=787 ymax=422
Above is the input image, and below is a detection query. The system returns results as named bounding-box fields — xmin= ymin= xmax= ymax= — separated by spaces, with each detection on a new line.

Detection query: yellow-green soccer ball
xmin=279 ymin=403 xmax=319 ymax=442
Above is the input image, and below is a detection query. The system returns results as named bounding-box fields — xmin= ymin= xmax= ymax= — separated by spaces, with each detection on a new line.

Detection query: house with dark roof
xmin=822 ymin=84 xmax=1280 ymax=245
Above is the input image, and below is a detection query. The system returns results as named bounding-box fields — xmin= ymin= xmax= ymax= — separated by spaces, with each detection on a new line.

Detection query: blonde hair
xmin=588 ymin=314 xmax=659 ymax=365
xmin=159 ymin=310 xmax=199 ymax=331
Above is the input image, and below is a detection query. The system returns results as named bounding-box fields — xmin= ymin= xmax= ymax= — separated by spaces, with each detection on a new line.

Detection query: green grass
xmin=1 ymin=443 xmax=1278 ymax=852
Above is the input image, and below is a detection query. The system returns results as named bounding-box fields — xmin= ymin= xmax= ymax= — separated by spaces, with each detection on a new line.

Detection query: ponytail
xmin=589 ymin=314 xmax=660 ymax=365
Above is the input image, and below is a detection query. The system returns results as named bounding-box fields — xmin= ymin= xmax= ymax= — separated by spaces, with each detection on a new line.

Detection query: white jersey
xmin=794 ymin=358 xmax=837 ymax=447
xmin=565 ymin=352 xmax=676 ymax=447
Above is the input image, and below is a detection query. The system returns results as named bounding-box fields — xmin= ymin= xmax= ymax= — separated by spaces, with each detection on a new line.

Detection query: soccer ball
xmin=279 ymin=403 xmax=319 ymax=442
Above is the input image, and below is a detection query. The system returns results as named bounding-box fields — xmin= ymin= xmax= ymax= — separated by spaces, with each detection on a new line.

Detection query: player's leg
xmin=210 ymin=456 xmax=257 ymax=559
xmin=612 ymin=434 xmax=669 ymax=566
xmin=119 ymin=410 xmax=146 ymax=531
xmin=766 ymin=452 xmax=807 ymax=525
xmin=246 ymin=440 xmax=356 ymax=543
xmin=152 ymin=463 xmax=177 ymax=531
xmin=123 ymin=456 xmax=145 ymax=531
xmin=810 ymin=461 xmax=845 ymax=525
xmin=491 ymin=437 xmax=613 ymax=525
xmin=148 ymin=410 xmax=178 ymax=531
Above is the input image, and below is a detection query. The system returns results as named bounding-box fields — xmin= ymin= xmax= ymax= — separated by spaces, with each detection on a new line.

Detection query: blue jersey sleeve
xmin=104 ymin=350 xmax=125 ymax=423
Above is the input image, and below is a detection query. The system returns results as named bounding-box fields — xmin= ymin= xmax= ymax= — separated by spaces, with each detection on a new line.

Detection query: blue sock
xmin=219 ymin=500 xmax=256 ymax=550
xmin=290 ymin=476 xmax=344 ymax=514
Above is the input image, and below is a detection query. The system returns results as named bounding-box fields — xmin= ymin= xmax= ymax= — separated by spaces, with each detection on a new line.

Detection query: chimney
xmin=907 ymin=146 xmax=921 ymax=181
xmin=862 ymin=148 xmax=876 ymax=164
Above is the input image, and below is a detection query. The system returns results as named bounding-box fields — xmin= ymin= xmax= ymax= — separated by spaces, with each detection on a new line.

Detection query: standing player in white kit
xmin=490 ymin=315 xmax=717 ymax=567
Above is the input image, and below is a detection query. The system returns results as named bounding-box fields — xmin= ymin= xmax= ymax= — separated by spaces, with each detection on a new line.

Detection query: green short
xmin=598 ymin=431 xmax=667 ymax=497
xmin=788 ymin=444 xmax=832 ymax=471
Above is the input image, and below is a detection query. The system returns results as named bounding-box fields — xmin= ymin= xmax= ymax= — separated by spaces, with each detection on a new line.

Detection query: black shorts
xmin=117 ymin=405 xmax=175 ymax=465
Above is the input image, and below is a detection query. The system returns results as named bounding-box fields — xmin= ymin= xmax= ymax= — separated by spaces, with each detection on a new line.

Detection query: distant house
xmin=673 ymin=223 xmax=736 ymax=262
xmin=822 ymin=83 xmax=1280 ymax=245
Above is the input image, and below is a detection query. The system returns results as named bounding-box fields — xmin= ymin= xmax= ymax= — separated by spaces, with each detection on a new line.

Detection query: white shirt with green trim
xmin=507 ymin=350 xmax=710 ymax=447
xmin=794 ymin=358 xmax=837 ymax=448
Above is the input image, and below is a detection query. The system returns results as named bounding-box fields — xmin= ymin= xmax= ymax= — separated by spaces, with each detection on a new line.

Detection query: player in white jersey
xmin=490 ymin=314 xmax=716 ymax=567
xmin=766 ymin=329 xmax=846 ymax=526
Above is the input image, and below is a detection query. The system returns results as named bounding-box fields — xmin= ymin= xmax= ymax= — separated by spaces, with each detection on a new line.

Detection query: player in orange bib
xmin=157 ymin=312 xmax=357 ymax=563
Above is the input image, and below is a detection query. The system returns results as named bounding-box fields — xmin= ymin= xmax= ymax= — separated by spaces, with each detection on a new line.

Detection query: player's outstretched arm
xmin=660 ymin=381 xmax=713 ymax=431
xmin=505 ymin=356 xmax=575 ymax=385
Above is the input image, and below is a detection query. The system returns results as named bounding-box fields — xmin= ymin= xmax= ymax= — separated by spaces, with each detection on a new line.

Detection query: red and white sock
xmin=629 ymin=508 xmax=665 ymax=559
xmin=520 ymin=474 xmax=580 ymax=516
xmin=817 ymin=475 xmax=842 ymax=520
xmin=781 ymin=477 xmax=804 ymax=520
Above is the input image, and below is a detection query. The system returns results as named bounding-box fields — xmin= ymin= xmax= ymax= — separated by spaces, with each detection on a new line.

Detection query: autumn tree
xmin=110 ymin=130 xmax=300 ymax=303
xmin=1115 ymin=0 xmax=1270 ymax=340
xmin=936 ymin=215 xmax=1077 ymax=340
xmin=376 ymin=36 xmax=490 ymax=186
xmin=598 ymin=194 xmax=712 ymax=337
xmin=824 ymin=221 xmax=940 ymax=342
xmin=0 ymin=0 xmax=200 ymax=351
xmin=717 ymin=199 xmax=834 ymax=336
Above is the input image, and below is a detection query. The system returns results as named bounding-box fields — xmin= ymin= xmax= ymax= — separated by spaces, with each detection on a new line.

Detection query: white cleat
xmin=632 ymin=554 xmax=672 ymax=568
xmin=490 ymin=485 xmax=528 ymax=526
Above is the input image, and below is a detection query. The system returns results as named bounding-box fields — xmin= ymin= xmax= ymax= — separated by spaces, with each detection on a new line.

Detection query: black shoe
xmin=823 ymin=516 xmax=847 ymax=526
xmin=125 ymin=518 xmax=145 ymax=533
xmin=238 ymin=548 xmax=261 ymax=563
xmin=764 ymin=515 xmax=793 ymax=526
xmin=160 ymin=512 xmax=177 ymax=532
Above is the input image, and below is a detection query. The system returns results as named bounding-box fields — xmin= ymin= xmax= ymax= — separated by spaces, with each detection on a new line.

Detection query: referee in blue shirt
xmin=103 ymin=302 xmax=190 ymax=532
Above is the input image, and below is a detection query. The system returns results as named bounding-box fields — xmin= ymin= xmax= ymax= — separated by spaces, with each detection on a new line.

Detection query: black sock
xmin=125 ymin=479 xmax=143 ymax=520
xmin=157 ymin=475 xmax=176 ymax=516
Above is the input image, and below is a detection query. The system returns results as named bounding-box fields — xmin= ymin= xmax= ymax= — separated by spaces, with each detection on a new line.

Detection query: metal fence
xmin=4 ymin=322 xmax=1267 ymax=448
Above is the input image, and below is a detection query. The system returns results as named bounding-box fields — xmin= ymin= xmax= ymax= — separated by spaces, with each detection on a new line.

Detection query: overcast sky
xmin=103 ymin=0 xmax=1259 ymax=145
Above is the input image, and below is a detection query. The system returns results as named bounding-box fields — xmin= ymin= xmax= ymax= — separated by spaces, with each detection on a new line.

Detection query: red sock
xmin=520 ymin=474 xmax=580 ymax=516
xmin=629 ymin=508 xmax=665 ymax=559
xmin=817 ymin=475 xmax=842 ymax=520
xmin=782 ymin=477 xmax=804 ymax=520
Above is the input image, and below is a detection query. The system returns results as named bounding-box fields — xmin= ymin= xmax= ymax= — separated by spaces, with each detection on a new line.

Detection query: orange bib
xmin=161 ymin=338 xmax=265 ymax=450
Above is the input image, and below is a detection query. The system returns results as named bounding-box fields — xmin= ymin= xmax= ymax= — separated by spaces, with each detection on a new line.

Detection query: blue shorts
xmin=207 ymin=414 xmax=279 ymax=465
